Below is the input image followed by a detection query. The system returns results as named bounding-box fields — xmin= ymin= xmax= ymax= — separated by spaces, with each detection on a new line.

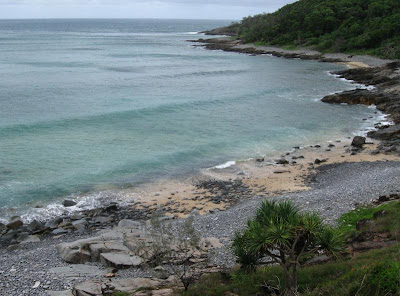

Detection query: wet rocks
xmin=194 ymin=179 xmax=252 ymax=205
xmin=27 ymin=220 xmax=45 ymax=233
xmin=351 ymin=136 xmax=366 ymax=148
xmin=62 ymin=200 xmax=77 ymax=207
xmin=46 ymin=217 xmax=63 ymax=229
xmin=322 ymin=89 xmax=389 ymax=106
xmin=321 ymin=62 xmax=400 ymax=155
xmin=275 ymin=158 xmax=289 ymax=165
xmin=314 ymin=158 xmax=328 ymax=165
xmin=368 ymin=125 xmax=400 ymax=141
xmin=6 ymin=217 xmax=23 ymax=230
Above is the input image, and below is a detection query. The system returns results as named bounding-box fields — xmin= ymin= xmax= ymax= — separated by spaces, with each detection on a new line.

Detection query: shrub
xmin=232 ymin=200 xmax=342 ymax=296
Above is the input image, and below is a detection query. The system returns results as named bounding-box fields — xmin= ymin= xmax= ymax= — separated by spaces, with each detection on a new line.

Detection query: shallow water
xmin=0 ymin=19 xmax=381 ymax=221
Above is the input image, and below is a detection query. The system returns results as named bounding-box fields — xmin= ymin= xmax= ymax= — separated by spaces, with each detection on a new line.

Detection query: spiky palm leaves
xmin=232 ymin=200 xmax=342 ymax=296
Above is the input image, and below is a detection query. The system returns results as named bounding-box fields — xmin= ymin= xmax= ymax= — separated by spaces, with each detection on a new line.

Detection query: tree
xmin=232 ymin=200 xmax=342 ymax=296
xmin=123 ymin=215 xmax=209 ymax=292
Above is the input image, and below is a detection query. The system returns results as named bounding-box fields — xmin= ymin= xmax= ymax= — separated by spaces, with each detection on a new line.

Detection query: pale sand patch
xmin=118 ymin=138 xmax=398 ymax=218
xmin=339 ymin=61 xmax=371 ymax=69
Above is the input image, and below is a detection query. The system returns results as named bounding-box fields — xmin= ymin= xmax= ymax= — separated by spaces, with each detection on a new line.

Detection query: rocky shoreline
xmin=192 ymin=37 xmax=400 ymax=154
xmin=322 ymin=63 xmax=400 ymax=153
xmin=1 ymin=38 xmax=400 ymax=296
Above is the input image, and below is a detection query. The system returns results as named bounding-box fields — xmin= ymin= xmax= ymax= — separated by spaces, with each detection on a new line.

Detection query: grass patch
xmin=337 ymin=200 xmax=400 ymax=239
xmin=112 ymin=292 xmax=130 ymax=296
xmin=182 ymin=243 xmax=400 ymax=296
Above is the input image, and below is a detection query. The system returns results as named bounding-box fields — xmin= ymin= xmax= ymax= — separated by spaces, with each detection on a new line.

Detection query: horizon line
xmin=0 ymin=17 xmax=237 ymax=21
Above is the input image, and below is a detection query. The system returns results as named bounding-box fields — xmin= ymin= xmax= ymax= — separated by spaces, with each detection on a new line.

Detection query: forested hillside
xmin=218 ymin=0 xmax=400 ymax=58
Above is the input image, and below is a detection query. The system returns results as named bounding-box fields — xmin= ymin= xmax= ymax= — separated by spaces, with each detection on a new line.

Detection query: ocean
xmin=0 ymin=19 xmax=381 ymax=222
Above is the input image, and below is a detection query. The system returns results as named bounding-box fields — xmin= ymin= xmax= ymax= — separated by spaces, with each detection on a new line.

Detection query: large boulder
xmin=7 ymin=218 xmax=23 ymax=230
xmin=351 ymin=136 xmax=366 ymax=147
xmin=27 ymin=220 xmax=44 ymax=233
xmin=89 ymin=242 xmax=130 ymax=261
xmin=72 ymin=280 xmax=103 ymax=296
xmin=99 ymin=253 xmax=143 ymax=269
xmin=45 ymin=217 xmax=63 ymax=229
xmin=56 ymin=228 xmax=142 ymax=264
xmin=72 ymin=278 xmax=161 ymax=296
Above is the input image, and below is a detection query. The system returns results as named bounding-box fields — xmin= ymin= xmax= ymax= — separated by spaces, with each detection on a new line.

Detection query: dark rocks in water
xmin=104 ymin=204 xmax=119 ymax=212
xmin=320 ymin=62 xmax=400 ymax=150
xmin=351 ymin=136 xmax=366 ymax=147
xmin=275 ymin=158 xmax=289 ymax=165
xmin=62 ymin=200 xmax=77 ymax=207
xmin=255 ymin=158 xmax=264 ymax=162
xmin=7 ymin=218 xmax=23 ymax=230
xmin=45 ymin=217 xmax=63 ymax=229
xmin=27 ymin=220 xmax=44 ymax=233
xmin=368 ymin=125 xmax=400 ymax=141
xmin=322 ymin=89 xmax=390 ymax=105
xmin=196 ymin=38 xmax=400 ymax=150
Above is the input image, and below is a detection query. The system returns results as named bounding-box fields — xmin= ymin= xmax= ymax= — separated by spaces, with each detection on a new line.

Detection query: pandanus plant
xmin=232 ymin=200 xmax=342 ymax=296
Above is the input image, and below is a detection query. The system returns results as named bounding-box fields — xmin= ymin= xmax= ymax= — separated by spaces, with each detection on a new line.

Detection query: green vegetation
xmin=182 ymin=244 xmax=400 ymax=296
xmin=112 ymin=292 xmax=130 ymax=296
xmin=232 ymin=200 xmax=342 ymax=295
xmin=338 ymin=200 xmax=400 ymax=239
xmin=224 ymin=0 xmax=400 ymax=59
xmin=181 ymin=200 xmax=400 ymax=296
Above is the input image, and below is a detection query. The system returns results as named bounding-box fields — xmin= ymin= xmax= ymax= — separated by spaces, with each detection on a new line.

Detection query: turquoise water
xmin=0 ymin=19 xmax=379 ymax=220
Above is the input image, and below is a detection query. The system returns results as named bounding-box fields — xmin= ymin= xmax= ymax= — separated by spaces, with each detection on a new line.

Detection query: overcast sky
xmin=0 ymin=0 xmax=297 ymax=20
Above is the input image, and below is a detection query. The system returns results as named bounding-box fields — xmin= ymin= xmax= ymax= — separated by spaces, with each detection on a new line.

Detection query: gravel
xmin=185 ymin=160 xmax=400 ymax=267
xmin=1 ymin=160 xmax=399 ymax=295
